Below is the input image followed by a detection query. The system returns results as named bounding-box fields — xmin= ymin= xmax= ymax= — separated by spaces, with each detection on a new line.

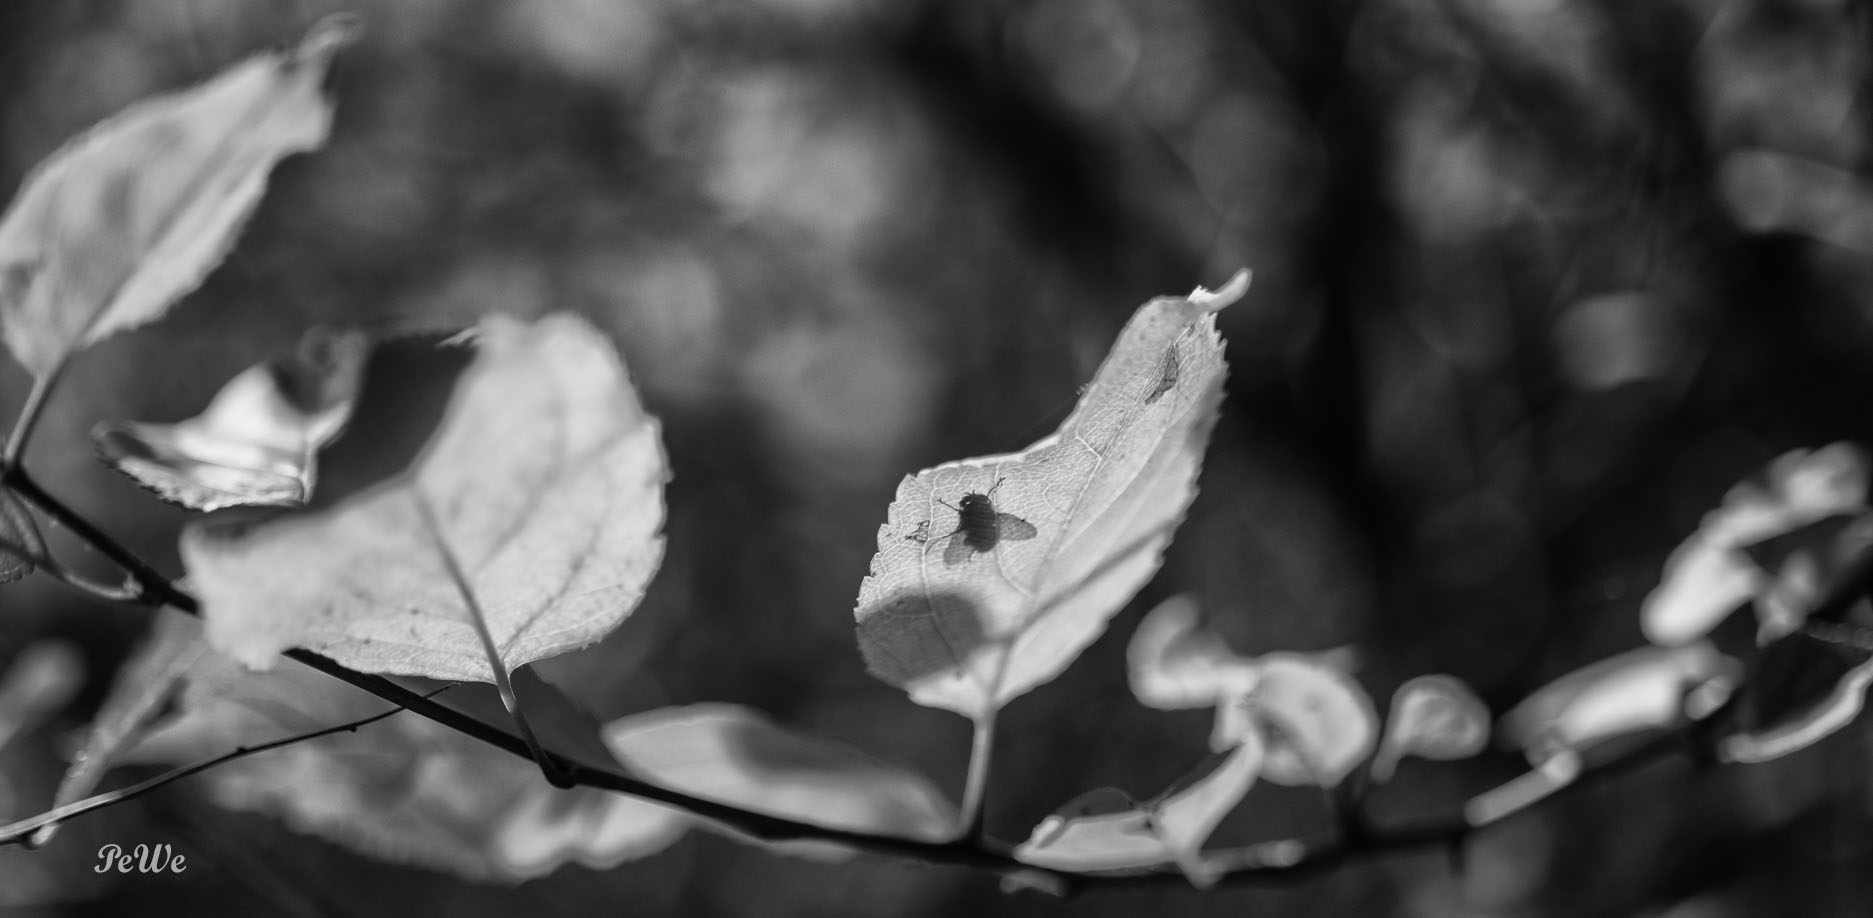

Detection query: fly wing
xmin=943 ymin=532 xmax=976 ymax=566
xmin=997 ymin=513 xmax=1038 ymax=541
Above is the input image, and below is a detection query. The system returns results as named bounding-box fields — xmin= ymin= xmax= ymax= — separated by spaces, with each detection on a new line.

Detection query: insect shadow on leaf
xmin=930 ymin=478 xmax=1038 ymax=566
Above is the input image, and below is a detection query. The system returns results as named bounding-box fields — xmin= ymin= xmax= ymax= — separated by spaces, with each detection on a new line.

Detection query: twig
xmin=959 ymin=710 xmax=997 ymax=841
xmin=0 ymin=690 xmax=433 ymax=845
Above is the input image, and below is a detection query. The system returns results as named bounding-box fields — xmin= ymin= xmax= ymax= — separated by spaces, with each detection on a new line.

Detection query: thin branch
xmin=0 ymin=532 xmax=143 ymax=604
xmin=0 ymin=458 xmax=1774 ymax=893
xmin=0 ymin=690 xmax=431 ymax=846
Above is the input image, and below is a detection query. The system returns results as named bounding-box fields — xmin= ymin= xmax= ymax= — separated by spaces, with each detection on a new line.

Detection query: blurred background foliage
xmin=1 ymin=0 xmax=1872 ymax=915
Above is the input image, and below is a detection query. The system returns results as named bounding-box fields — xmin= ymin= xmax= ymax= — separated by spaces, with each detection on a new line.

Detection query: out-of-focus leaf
xmin=95 ymin=327 xmax=368 ymax=511
xmin=1221 ymin=654 xmax=1376 ymax=787
xmin=1014 ymin=734 xmax=1264 ymax=884
xmin=1127 ymin=593 xmax=1256 ymax=709
xmin=33 ymin=611 xmax=200 ymax=845
xmin=0 ymin=18 xmax=354 ymax=379
xmin=1499 ymin=643 xmax=1740 ymax=765
xmin=855 ymin=272 xmax=1246 ymax=721
xmin=1719 ymin=653 xmax=1873 ymax=764
xmin=183 ymin=314 xmax=667 ymax=682
xmin=601 ymin=704 xmax=958 ymax=858
xmin=1370 ymin=674 xmax=1490 ymax=781
xmin=1643 ymin=443 xmax=1867 ymax=646
xmin=118 ymin=622 xmax=685 ymax=881
xmin=1128 ymin=595 xmax=1376 ymax=786
xmin=0 ymin=641 xmax=83 ymax=752
xmin=0 ymin=490 xmax=44 ymax=583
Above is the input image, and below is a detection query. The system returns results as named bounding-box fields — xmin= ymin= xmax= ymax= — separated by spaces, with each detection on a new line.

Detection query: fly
xmin=934 ymin=478 xmax=1038 ymax=566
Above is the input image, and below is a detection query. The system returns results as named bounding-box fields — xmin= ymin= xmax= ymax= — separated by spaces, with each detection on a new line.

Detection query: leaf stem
xmin=410 ymin=490 xmax=571 ymax=787
xmin=3 ymin=366 xmax=63 ymax=466
xmin=959 ymin=710 xmax=997 ymax=841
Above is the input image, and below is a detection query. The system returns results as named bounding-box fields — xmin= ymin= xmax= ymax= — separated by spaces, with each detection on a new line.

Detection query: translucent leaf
xmin=1720 ymin=654 xmax=1873 ymax=764
xmin=0 ymin=18 xmax=354 ymax=379
xmin=0 ymin=641 xmax=83 ymax=752
xmin=95 ymin=327 xmax=368 ymax=511
xmin=0 ymin=489 xmax=44 ymax=583
xmin=33 ymin=610 xmax=201 ymax=845
xmin=601 ymin=704 xmax=958 ymax=858
xmin=1499 ymin=643 xmax=1740 ymax=764
xmin=1014 ymin=733 xmax=1264 ymax=883
xmin=1370 ymin=674 xmax=1490 ymax=782
xmin=118 ymin=623 xmax=685 ymax=880
xmin=1643 ymin=443 xmax=1867 ymax=646
xmin=182 ymin=314 xmax=667 ymax=682
xmin=855 ymin=272 xmax=1247 ymax=721
xmin=1128 ymin=593 xmax=1257 ymax=710
xmin=1229 ymin=653 xmax=1377 ymax=787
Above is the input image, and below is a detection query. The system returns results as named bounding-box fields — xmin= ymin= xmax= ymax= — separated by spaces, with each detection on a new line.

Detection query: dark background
xmin=2 ymin=0 xmax=1872 ymax=915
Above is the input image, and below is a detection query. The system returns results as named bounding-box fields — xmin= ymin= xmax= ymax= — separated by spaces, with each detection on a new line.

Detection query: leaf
xmin=95 ymin=326 xmax=368 ymax=511
xmin=1499 ymin=643 xmax=1740 ymax=765
xmin=0 ymin=641 xmax=83 ymax=752
xmin=854 ymin=272 xmax=1247 ymax=721
xmin=0 ymin=18 xmax=355 ymax=379
xmin=1127 ymin=593 xmax=1257 ymax=709
xmin=1014 ymin=734 xmax=1264 ymax=883
xmin=33 ymin=610 xmax=201 ymax=845
xmin=181 ymin=314 xmax=667 ymax=682
xmin=1223 ymin=653 xmax=1376 ymax=787
xmin=1370 ymin=674 xmax=1490 ymax=782
xmin=1128 ymin=595 xmax=1376 ymax=786
xmin=116 ymin=622 xmax=686 ymax=880
xmin=601 ymin=704 xmax=958 ymax=858
xmin=1643 ymin=443 xmax=1867 ymax=646
xmin=0 ymin=489 xmax=44 ymax=583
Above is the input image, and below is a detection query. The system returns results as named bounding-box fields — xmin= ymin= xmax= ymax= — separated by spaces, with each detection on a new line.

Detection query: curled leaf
xmin=1014 ymin=733 xmax=1264 ymax=884
xmin=855 ymin=272 xmax=1246 ymax=722
xmin=601 ymin=704 xmax=958 ymax=857
xmin=0 ymin=18 xmax=355 ymax=378
xmin=1643 ymin=443 xmax=1867 ymax=646
xmin=0 ymin=490 xmax=44 ymax=583
xmin=95 ymin=327 xmax=368 ymax=511
xmin=1128 ymin=594 xmax=1257 ymax=710
xmin=1370 ymin=674 xmax=1490 ymax=782
xmin=1499 ymin=643 xmax=1740 ymax=765
xmin=183 ymin=314 xmax=667 ymax=682
xmin=1225 ymin=653 xmax=1377 ymax=787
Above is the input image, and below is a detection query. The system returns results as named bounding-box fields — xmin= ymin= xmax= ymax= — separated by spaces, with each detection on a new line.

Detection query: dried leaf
xmin=116 ymin=622 xmax=685 ymax=880
xmin=95 ymin=327 xmax=368 ymax=511
xmin=33 ymin=611 xmax=201 ymax=845
xmin=0 ymin=489 xmax=44 ymax=583
xmin=1499 ymin=643 xmax=1740 ymax=764
xmin=183 ymin=314 xmax=667 ymax=682
xmin=0 ymin=18 xmax=354 ymax=378
xmin=855 ymin=272 xmax=1247 ymax=721
xmin=1013 ymin=734 xmax=1264 ymax=882
xmin=601 ymin=704 xmax=958 ymax=858
xmin=1370 ymin=674 xmax=1490 ymax=782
